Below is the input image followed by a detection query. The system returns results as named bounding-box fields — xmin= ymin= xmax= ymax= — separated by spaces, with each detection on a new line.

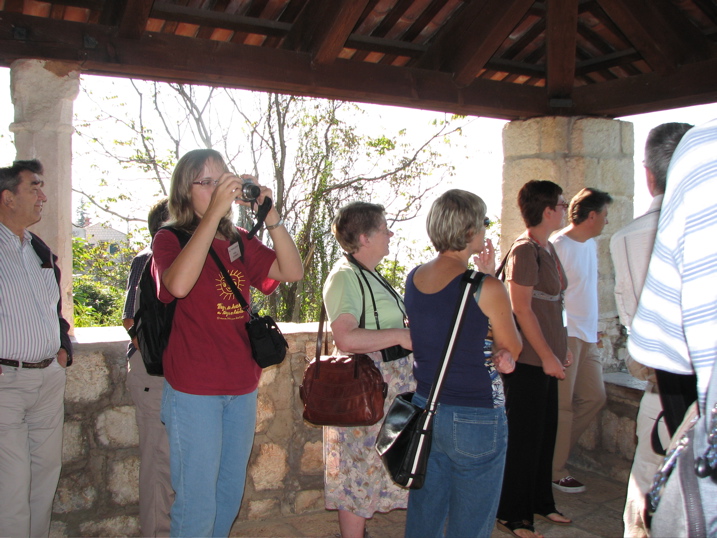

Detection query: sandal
xmin=496 ymin=520 xmax=544 ymax=538
xmin=534 ymin=511 xmax=572 ymax=526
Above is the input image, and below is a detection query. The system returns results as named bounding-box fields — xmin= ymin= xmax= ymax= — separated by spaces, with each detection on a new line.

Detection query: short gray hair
xmin=427 ymin=189 xmax=487 ymax=253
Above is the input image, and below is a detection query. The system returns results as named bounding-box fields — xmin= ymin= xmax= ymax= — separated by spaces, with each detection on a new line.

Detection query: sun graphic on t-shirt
xmin=216 ymin=269 xmax=246 ymax=301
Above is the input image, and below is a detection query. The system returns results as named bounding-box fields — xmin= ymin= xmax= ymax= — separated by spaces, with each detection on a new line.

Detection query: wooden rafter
xmin=117 ymin=0 xmax=154 ymax=39
xmin=546 ymin=0 xmax=578 ymax=99
xmin=282 ymin=0 xmax=369 ymax=64
xmin=597 ymin=0 xmax=713 ymax=73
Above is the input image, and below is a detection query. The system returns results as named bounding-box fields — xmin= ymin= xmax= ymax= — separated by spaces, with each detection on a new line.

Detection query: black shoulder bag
xmin=207 ymin=246 xmax=288 ymax=368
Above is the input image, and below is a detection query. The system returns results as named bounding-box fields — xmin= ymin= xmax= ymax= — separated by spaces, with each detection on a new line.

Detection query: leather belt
xmin=0 ymin=357 xmax=55 ymax=369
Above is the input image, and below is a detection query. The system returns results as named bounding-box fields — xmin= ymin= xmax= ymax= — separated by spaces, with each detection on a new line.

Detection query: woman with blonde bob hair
xmin=152 ymin=149 xmax=303 ymax=537
xmin=404 ymin=189 xmax=522 ymax=537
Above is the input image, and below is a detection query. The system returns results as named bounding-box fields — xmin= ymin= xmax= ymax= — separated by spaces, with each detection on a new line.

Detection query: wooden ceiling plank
xmin=118 ymin=0 xmax=154 ymax=39
xmin=596 ymin=0 xmax=712 ymax=73
xmin=282 ymin=0 xmax=369 ymax=64
xmin=546 ymin=0 xmax=578 ymax=98
xmin=572 ymin=56 xmax=717 ymax=116
xmin=312 ymin=0 xmax=371 ymax=64
xmin=0 ymin=11 xmax=549 ymax=120
xmin=152 ymin=2 xmax=291 ymax=37
xmin=422 ymin=0 xmax=535 ymax=87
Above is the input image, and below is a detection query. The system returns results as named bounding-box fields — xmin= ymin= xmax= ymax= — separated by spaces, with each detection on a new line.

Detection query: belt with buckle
xmin=0 ymin=357 xmax=55 ymax=369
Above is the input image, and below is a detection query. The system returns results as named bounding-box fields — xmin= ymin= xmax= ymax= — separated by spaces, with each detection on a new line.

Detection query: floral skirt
xmin=324 ymin=353 xmax=416 ymax=518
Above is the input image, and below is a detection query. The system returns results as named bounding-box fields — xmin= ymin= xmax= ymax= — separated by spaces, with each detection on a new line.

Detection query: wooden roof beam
xmin=418 ymin=0 xmax=535 ymax=87
xmin=596 ymin=0 xmax=713 ymax=73
xmin=546 ymin=0 xmax=578 ymax=99
xmin=117 ymin=0 xmax=153 ymax=39
xmin=0 ymin=11 xmax=548 ymax=120
xmin=282 ymin=0 xmax=369 ymax=64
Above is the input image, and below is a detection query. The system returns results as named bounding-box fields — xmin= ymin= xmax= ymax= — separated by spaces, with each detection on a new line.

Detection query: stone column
xmin=500 ymin=116 xmax=635 ymax=370
xmin=10 ymin=59 xmax=80 ymax=330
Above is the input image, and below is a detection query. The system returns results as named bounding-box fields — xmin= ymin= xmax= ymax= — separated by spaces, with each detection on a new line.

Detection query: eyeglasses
xmin=192 ymin=179 xmax=219 ymax=188
xmin=483 ymin=217 xmax=491 ymax=228
xmin=555 ymin=202 xmax=569 ymax=209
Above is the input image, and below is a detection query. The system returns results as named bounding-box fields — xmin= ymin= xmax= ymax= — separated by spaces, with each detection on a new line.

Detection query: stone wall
xmin=52 ymin=327 xmax=640 ymax=537
xmin=51 ymin=324 xmax=325 ymax=537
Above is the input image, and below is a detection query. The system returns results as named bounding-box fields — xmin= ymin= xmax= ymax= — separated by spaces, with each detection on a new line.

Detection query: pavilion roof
xmin=0 ymin=0 xmax=716 ymax=119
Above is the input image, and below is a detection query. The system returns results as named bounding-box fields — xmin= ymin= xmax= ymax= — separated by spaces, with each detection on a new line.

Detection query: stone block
xmin=539 ymin=116 xmax=570 ymax=154
xmin=62 ymin=420 xmax=86 ymax=464
xmin=255 ymin=393 xmax=276 ymax=434
xmin=49 ymin=520 xmax=67 ymax=538
xmin=96 ymin=406 xmax=139 ymax=447
xmin=571 ymin=117 xmax=625 ymax=156
xmin=617 ymin=415 xmax=637 ymax=459
xmin=54 ymin=472 xmax=97 ymax=512
xmin=621 ymin=121 xmax=635 ymax=156
xmin=65 ymin=351 xmax=110 ymax=403
xmin=79 ymin=515 xmax=139 ymax=537
xmin=595 ymin=158 xmax=634 ymax=196
xmin=295 ymin=489 xmax=324 ymax=513
xmin=259 ymin=366 xmax=279 ymax=387
xmin=109 ymin=456 xmax=140 ymax=505
xmin=250 ymin=443 xmax=288 ymax=491
xmin=300 ymin=441 xmax=324 ymax=474
xmin=247 ymin=498 xmax=280 ymax=520
xmin=606 ymin=197 xmax=634 ymax=232
xmin=601 ymin=408 xmax=619 ymax=453
xmin=577 ymin=419 xmax=599 ymax=451
xmin=503 ymin=119 xmax=540 ymax=156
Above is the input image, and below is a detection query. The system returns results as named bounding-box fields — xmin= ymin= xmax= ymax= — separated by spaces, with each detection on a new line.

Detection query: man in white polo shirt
xmin=0 ymin=160 xmax=73 ymax=537
xmin=551 ymin=187 xmax=612 ymax=493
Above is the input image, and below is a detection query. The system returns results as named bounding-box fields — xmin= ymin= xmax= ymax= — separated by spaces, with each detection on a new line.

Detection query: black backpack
xmin=130 ymin=227 xmax=190 ymax=376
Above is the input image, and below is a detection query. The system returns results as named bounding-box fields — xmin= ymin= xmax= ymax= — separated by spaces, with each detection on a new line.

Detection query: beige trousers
xmin=623 ymin=390 xmax=669 ymax=538
xmin=127 ymin=353 xmax=173 ymax=537
xmin=553 ymin=337 xmax=607 ymax=480
xmin=0 ymin=361 xmax=66 ymax=538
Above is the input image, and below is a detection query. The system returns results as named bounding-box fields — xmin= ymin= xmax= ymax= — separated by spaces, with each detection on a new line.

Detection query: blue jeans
xmin=405 ymin=393 xmax=508 ymax=538
xmin=161 ymin=383 xmax=257 ymax=537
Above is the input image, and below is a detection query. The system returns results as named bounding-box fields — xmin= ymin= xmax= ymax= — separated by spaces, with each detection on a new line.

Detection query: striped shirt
xmin=628 ymin=118 xmax=717 ymax=409
xmin=0 ymin=222 xmax=61 ymax=362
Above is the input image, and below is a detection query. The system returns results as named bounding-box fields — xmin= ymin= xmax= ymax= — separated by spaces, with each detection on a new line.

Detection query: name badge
xmin=228 ymin=241 xmax=242 ymax=263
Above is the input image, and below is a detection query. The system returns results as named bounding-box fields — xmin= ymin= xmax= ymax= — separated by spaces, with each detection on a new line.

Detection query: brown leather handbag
xmin=299 ymin=305 xmax=388 ymax=427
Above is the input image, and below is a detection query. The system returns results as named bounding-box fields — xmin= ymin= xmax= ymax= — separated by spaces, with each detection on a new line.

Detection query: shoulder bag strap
xmin=208 ymin=246 xmax=256 ymax=321
xmin=424 ymin=270 xmax=487 ymax=416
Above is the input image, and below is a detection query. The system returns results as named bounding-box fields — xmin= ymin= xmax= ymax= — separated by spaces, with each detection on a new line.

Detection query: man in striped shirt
xmin=0 ymin=160 xmax=73 ymax=538
xmin=629 ymin=118 xmax=717 ymax=533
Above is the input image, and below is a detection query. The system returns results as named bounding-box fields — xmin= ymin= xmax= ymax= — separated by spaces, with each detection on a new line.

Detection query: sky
xmin=0 ymin=67 xmax=715 ymax=241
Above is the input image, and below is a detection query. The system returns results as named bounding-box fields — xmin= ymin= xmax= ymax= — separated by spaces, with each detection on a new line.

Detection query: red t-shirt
xmin=152 ymin=228 xmax=278 ymax=395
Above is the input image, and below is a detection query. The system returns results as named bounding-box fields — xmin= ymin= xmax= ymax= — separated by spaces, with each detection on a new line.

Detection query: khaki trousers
xmin=623 ymin=390 xmax=669 ymax=538
xmin=0 ymin=361 xmax=66 ymax=538
xmin=553 ymin=337 xmax=606 ymax=480
xmin=127 ymin=353 xmax=173 ymax=537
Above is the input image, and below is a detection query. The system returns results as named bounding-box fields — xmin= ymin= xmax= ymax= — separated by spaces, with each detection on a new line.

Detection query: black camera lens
xmin=241 ymin=180 xmax=261 ymax=202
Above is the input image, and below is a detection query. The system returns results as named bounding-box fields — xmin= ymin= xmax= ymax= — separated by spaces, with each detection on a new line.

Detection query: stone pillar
xmin=10 ymin=59 xmax=80 ymax=330
xmin=501 ymin=116 xmax=635 ymax=370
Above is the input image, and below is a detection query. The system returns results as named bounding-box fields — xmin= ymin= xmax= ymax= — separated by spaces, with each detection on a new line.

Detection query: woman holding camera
xmin=404 ymin=189 xmax=522 ymax=537
xmin=323 ymin=202 xmax=415 ymax=538
xmin=496 ymin=180 xmax=572 ymax=538
xmin=152 ymin=149 xmax=303 ymax=537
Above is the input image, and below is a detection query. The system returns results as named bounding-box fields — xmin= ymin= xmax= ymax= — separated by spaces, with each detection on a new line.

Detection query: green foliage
xmin=72 ymin=236 xmax=137 ymax=327
xmin=73 ymin=276 xmax=125 ymax=327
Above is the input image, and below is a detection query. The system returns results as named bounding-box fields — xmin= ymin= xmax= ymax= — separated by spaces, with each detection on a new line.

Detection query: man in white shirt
xmin=551 ymin=187 xmax=613 ymax=493
xmin=610 ymin=122 xmax=693 ymax=538
xmin=0 ymin=160 xmax=73 ymax=537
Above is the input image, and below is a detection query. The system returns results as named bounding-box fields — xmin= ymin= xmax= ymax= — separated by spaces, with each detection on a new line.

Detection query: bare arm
xmin=330 ymin=313 xmax=412 ymax=354
xmin=263 ymin=192 xmax=303 ymax=283
xmin=478 ymin=277 xmax=522 ymax=360
xmin=508 ymin=280 xmax=566 ymax=379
